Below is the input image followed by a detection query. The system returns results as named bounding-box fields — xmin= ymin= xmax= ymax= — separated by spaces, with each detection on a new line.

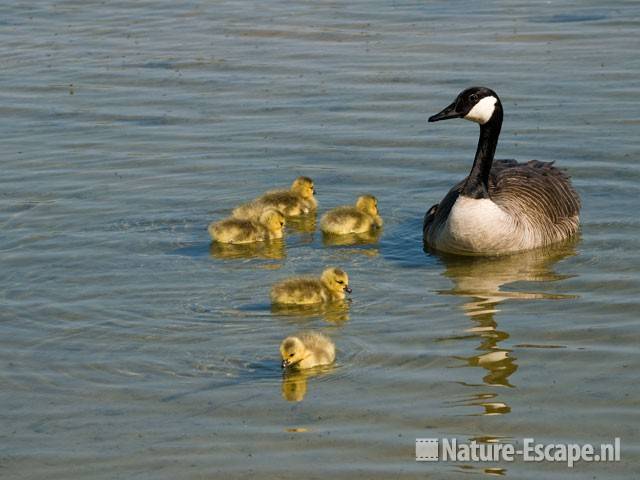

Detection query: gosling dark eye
xmin=289 ymin=353 xmax=294 ymax=357
xmin=469 ymin=93 xmax=479 ymax=103
xmin=337 ymin=280 xmax=344 ymax=284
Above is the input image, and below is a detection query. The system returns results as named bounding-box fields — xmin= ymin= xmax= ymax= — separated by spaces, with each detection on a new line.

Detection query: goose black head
xmin=429 ymin=87 xmax=501 ymax=125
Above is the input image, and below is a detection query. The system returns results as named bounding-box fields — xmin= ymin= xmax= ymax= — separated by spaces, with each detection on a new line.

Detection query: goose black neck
xmin=461 ymin=106 xmax=503 ymax=199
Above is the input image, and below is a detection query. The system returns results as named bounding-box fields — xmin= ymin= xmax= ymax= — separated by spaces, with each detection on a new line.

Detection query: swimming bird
xmin=423 ymin=87 xmax=580 ymax=255
xmin=208 ymin=208 xmax=285 ymax=244
xmin=320 ymin=195 xmax=383 ymax=235
xmin=270 ymin=267 xmax=351 ymax=305
xmin=280 ymin=331 xmax=335 ymax=369
xmin=232 ymin=176 xmax=317 ymax=219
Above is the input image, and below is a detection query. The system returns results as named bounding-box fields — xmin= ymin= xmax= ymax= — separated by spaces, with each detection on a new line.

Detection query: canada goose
xmin=208 ymin=208 xmax=285 ymax=244
xmin=320 ymin=195 xmax=383 ymax=235
xmin=270 ymin=267 xmax=351 ymax=305
xmin=280 ymin=331 xmax=335 ymax=369
xmin=232 ymin=176 xmax=317 ymax=219
xmin=423 ymin=87 xmax=580 ymax=255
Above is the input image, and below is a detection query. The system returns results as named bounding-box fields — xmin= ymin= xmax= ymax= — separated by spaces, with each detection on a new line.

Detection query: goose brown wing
xmin=488 ymin=160 xmax=580 ymax=221
xmin=422 ymin=182 xmax=463 ymax=235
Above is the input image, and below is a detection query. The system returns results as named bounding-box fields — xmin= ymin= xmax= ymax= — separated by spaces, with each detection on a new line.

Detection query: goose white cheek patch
xmin=464 ymin=96 xmax=497 ymax=124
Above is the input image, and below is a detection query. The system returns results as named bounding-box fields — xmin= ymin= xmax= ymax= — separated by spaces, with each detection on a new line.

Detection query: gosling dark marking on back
xmin=423 ymin=87 xmax=580 ymax=255
xmin=260 ymin=191 xmax=302 ymax=204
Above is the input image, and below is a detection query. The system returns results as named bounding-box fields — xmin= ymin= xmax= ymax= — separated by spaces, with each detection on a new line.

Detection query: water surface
xmin=2 ymin=1 xmax=639 ymax=478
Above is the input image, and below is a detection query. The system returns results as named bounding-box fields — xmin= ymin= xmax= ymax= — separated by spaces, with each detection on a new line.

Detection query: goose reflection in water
xmin=281 ymin=365 xmax=335 ymax=402
xmin=433 ymin=240 xmax=577 ymax=413
xmin=209 ymin=238 xmax=286 ymax=261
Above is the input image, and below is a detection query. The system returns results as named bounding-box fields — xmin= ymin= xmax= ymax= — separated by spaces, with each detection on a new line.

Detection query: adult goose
xmin=423 ymin=87 xmax=580 ymax=256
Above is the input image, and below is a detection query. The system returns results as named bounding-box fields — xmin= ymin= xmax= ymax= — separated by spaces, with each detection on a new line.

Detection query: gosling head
xmin=259 ymin=208 xmax=286 ymax=235
xmin=321 ymin=267 xmax=352 ymax=295
xmin=355 ymin=195 xmax=379 ymax=217
xmin=428 ymin=87 xmax=502 ymax=126
xmin=280 ymin=336 xmax=307 ymax=368
xmin=291 ymin=176 xmax=316 ymax=200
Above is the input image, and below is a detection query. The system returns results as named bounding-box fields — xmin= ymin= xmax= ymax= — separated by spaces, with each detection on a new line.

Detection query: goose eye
xmin=336 ymin=280 xmax=344 ymax=284
xmin=469 ymin=93 xmax=479 ymax=103
xmin=289 ymin=353 xmax=294 ymax=357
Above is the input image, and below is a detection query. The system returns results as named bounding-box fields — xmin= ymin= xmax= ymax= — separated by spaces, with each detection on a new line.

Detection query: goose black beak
xmin=344 ymin=286 xmax=352 ymax=294
xmin=428 ymin=101 xmax=462 ymax=122
xmin=281 ymin=359 xmax=289 ymax=368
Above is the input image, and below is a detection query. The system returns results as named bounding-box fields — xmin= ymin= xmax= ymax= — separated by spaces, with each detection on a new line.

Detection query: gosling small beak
xmin=428 ymin=101 xmax=462 ymax=122
xmin=281 ymin=359 xmax=289 ymax=368
xmin=313 ymin=188 xmax=317 ymax=194
xmin=344 ymin=286 xmax=352 ymax=294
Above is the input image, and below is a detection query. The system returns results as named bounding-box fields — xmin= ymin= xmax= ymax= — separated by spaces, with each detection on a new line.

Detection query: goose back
xmin=424 ymin=159 xmax=580 ymax=254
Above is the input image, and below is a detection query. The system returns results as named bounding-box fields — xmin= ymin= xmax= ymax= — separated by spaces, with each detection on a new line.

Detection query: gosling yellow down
xmin=320 ymin=195 xmax=383 ymax=235
xmin=280 ymin=331 xmax=335 ymax=369
xmin=270 ymin=267 xmax=351 ymax=305
xmin=233 ymin=176 xmax=318 ymax=219
xmin=208 ymin=209 xmax=285 ymax=244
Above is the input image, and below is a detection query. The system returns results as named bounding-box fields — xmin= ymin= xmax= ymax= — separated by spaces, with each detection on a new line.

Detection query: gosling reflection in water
xmin=209 ymin=238 xmax=286 ymax=261
xmin=435 ymin=241 xmax=577 ymax=410
xmin=322 ymin=227 xmax=382 ymax=247
xmin=271 ymin=302 xmax=350 ymax=324
xmin=286 ymin=214 xmax=317 ymax=235
xmin=281 ymin=365 xmax=335 ymax=402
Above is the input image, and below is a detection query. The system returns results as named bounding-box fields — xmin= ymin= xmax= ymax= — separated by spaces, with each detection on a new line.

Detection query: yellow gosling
xmin=208 ymin=209 xmax=285 ymax=244
xmin=280 ymin=331 xmax=335 ymax=369
xmin=233 ymin=176 xmax=317 ymax=219
xmin=320 ymin=195 xmax=383 ymax=235
xmin=270 ymin=267 xmax=351 ymax=305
